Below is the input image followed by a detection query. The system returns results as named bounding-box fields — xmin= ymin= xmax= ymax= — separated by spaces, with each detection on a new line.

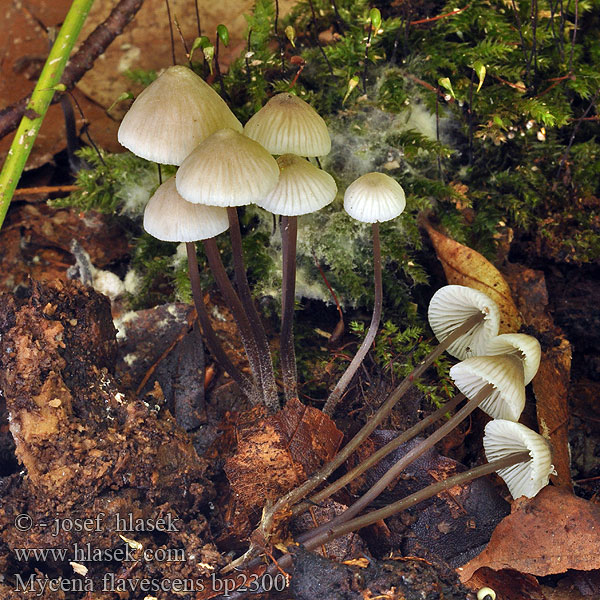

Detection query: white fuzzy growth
xmin=123 ymin=269 xmax=143 ymax=295
xmin=450 ymin=354 xmax=525 ymax=421
xmin=244 ymin=93 xmax=331 ymax=156
xmin=343 ymin=172 xmax=406 ymax=223
xmin=484 ymin=419 xmax=554 ymax=498
xmin=428 ymin=285 xmax=500 ymax=360
xmin=144 ymin=177 xmax=229 ymax=241
xmin=92 ymin=270 xmax=125 ymax=302
xmin=258 ymin=155 xmax=337 ymax=215
xmin=486 ymin=333 xmax=541 ymax=385
xmin=176 ymin=129 xmax=279 ymax=206
xmin=118 ymin=65 xmax=242 ymax=165
xmin=113 ymin=310 xmax=138 ymax=340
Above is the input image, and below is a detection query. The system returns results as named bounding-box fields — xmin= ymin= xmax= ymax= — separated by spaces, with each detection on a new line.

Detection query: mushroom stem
xmin=185 ymin=242 xmax=257 ymax=400
xmin=202 ymin=238 xmax=264 ymax=404
xmin=300 ymin=449 xmax=531 ymax=553
xmin=280 ymin=215 xmax=298 ymax=402
xmin=323 ymin=222 xmax=383 ymax=416
xmin=292 ymin=392 xmax=466 ymax=517
xmin=297 ymin=382 xmax=495 ymax=545
xmin=226 ymin=207 xmax=279 ymax=411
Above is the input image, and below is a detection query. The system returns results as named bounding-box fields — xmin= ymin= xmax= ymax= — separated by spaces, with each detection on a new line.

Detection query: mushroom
xmin=176 ymin=128 xmax=280 ymax=409
xmin=428 ymin=284 xmax=500 ymax=360
xmin=485 ymin=333 xmax=541 ymax=385
xmin=258 ymin=154 xmax=337 ymax=402
xmin=323 ymin=172 xmax=406 ymax=415
xmin=484 ymin=419 xmax=554 ymax=498
xmin=143 ymin=177 xmax=257 ymax=401
xmin=118 ymin=65 xmax=242 ymax=165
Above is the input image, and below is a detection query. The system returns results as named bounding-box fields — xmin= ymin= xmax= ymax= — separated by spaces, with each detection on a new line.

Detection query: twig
xmin=0 ymin=0 xmax=145 ymax=141
xmin=0 ymin=0 xmax=94 ymax=230
xmin=12 ymin=184 xmax=79 ymax=197
xmin=409 ymin=5 xmax=470 ymax=25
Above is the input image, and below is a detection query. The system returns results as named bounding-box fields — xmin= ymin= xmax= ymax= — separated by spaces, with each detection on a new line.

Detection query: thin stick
xmin=164 ymin=0 xmax=176 ymax=66
xmin=194 ymin=0 xmax=202 ymax=37
xmin=0 ymin=0 xmax=94 ymax=230
xmin=280 ymin=215 xmax=299 ymax=402
xmin=186 ymin=242 xmax=256 ymax=399
xmin=298 ymin=384 xmax=494 ymax=544
xmin=293 ymin=392 xmax=466 ymax=516
xmin=323 ymin=223 xmax=382 ymax=415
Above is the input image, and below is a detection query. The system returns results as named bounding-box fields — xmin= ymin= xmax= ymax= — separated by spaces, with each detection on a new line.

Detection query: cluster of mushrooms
xmin=117 ymin=65 xmax=554 ymax=566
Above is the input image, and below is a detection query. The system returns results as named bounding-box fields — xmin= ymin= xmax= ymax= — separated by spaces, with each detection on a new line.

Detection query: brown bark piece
xmin=503 ymin=263 xmax=573 ymax=490
xmin=422 ymin=218 xmax=522 ymax=333
xmin=459 ymin=487 xmax=600 ymax=581
xmin=223 ymin=397 xmax=343 ymax=539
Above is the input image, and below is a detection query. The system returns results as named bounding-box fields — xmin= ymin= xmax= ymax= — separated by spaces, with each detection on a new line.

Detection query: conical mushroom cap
xmin=257 ymin=154 xmax=337 ymax=215
xmin=428 ymin=285 xmax=500 ymax=360
xmin=244 ymin=93 xmax=331 ymax=157
xmin=484 ymin=419 xmax=554 ymax=498
xmin=450 ymin=354 xmax=526 ymax=421
xmin=486 ymin=333 xmax=541 ymax=385
xmin=343 ymin=172 xmax=406 ymax=223
xmin=118 ymin=65 xmax=243 ymax=165
xmin=176 ymin=129 xmax=279 ymax=207
xmin=143 ymin=177 xmax=229 ymax=242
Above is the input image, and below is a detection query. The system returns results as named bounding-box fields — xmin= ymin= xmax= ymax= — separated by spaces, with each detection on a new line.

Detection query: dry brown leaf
xmin=459 ymin=487 xmax=600 ymax=582
xmin=464 ymin=567 xmax=546 ymax=600
xmin=503 ymin=263 xmax=572 ymax=490
xmin=223 ymin=398 xmax=343 ymax=539
xmin=422 ymin=219 xmax=522 ymax=333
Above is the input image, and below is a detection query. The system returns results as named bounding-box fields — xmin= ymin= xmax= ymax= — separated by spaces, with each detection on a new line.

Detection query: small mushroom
xmin=485 ymin=333 xmax=541 ymax=385
xmin=118 ymin=65 xmax=242 ymax=165
xmin=484 ymin=419 xmax=555 ymax=498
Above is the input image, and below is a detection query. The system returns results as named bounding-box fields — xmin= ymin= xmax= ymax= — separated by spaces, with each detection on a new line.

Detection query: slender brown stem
xmin=280 ymin=215 xmax=298 ymax=403
xmin=301 ymin=450 xmax=531 ymax=552
xmin=293 ymin=392 xmax=466 ymax=517
xmin=298 ymin=383 xmax=494 ymax=544
xmin=185 ymin=242 xmax=256 ymax=399
xmin=324 ymin=223 xmax=382 ymax=415
xmin=164 ymin=0 xmax=176 ymax=66
xmin=202 ymin=238 xmax=264 ymax=404
xmin=226 ymin=208 xmax=279 ymax=411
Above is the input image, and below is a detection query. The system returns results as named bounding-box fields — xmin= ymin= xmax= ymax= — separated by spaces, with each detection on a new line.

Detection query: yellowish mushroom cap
xmin=118 ymin=65 xmax=242 ymax=165
xmin=258 ymin=154 xmax=337 ymax=216
xmin=143 ymin=177 xmax=229 ymax=242
xmin=343 ymin=172 xmax=406 ymax=223
xmin=175 ymin=129 xmax=279 ymax=207
xmin=484 ymin=419 xmax=554 ymax=498
xmin=244 ymin=93 xmax=331 ymax=157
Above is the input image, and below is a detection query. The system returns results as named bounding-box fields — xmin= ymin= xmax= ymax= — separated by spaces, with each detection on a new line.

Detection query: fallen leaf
xmin=503 ymin=263 xmax=572 ymax=490
xmin=422 ymin=218 xmax=522 ymax=333
xmin=223 ymin=398 xmax=343 ymax=540
xmin=459 ymin=487 xmax=600 ymax=581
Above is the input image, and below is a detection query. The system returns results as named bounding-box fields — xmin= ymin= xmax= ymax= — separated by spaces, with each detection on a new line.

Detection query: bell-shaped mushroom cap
xmin=484 ymin=419 xmax=554 ymax=498
xmin=176 ymin=129 xmax=279 ymax=207
xmin=343 ymin=172 xmax=406 ymax=223
xmin=244 ymin=93 xmax=331 ymax=157
xmin=486 ymin=333 xmax=541 ymax=386
xmin=118 ymin=65 xmax=243 ymax=165
xmin=257 ymin=154 xmax=337 ymax=215
xmin=428 ymin=285 xmax=500 ymax=360
xmin=450 ymin=354 xmax=525 ymax=421
xmin=143 ymin=177 xmax=229 ymax=242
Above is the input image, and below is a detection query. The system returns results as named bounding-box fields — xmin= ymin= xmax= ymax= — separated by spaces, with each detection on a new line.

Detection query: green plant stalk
xmin=0 ymin=0 xmax=94 ymax=230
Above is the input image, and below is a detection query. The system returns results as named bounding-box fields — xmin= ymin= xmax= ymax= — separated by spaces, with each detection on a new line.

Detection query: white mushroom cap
xmin=118 ymin=65 xmax=243 ymax=165
xmin=243 ymin=93 xmax=331 ymax=157
xmin=343 ymin=172 xmax=406 ymax=223
xmin=485 ymin=333 xmax=541 ymax=385
xmin=450 ymin=354 xmax=525 ymax=421
xmin=484 ymin=419 xmax=554 ymax=498
xmin=143 ymin=177 xmax=229 ymax=242
xmin=257 ymin=154 xmax=337 ymax=216
xmin=428 ymin=285 xmax=500 ymax=360
xmin=175 ymin=129 xmax=279 ymax=207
